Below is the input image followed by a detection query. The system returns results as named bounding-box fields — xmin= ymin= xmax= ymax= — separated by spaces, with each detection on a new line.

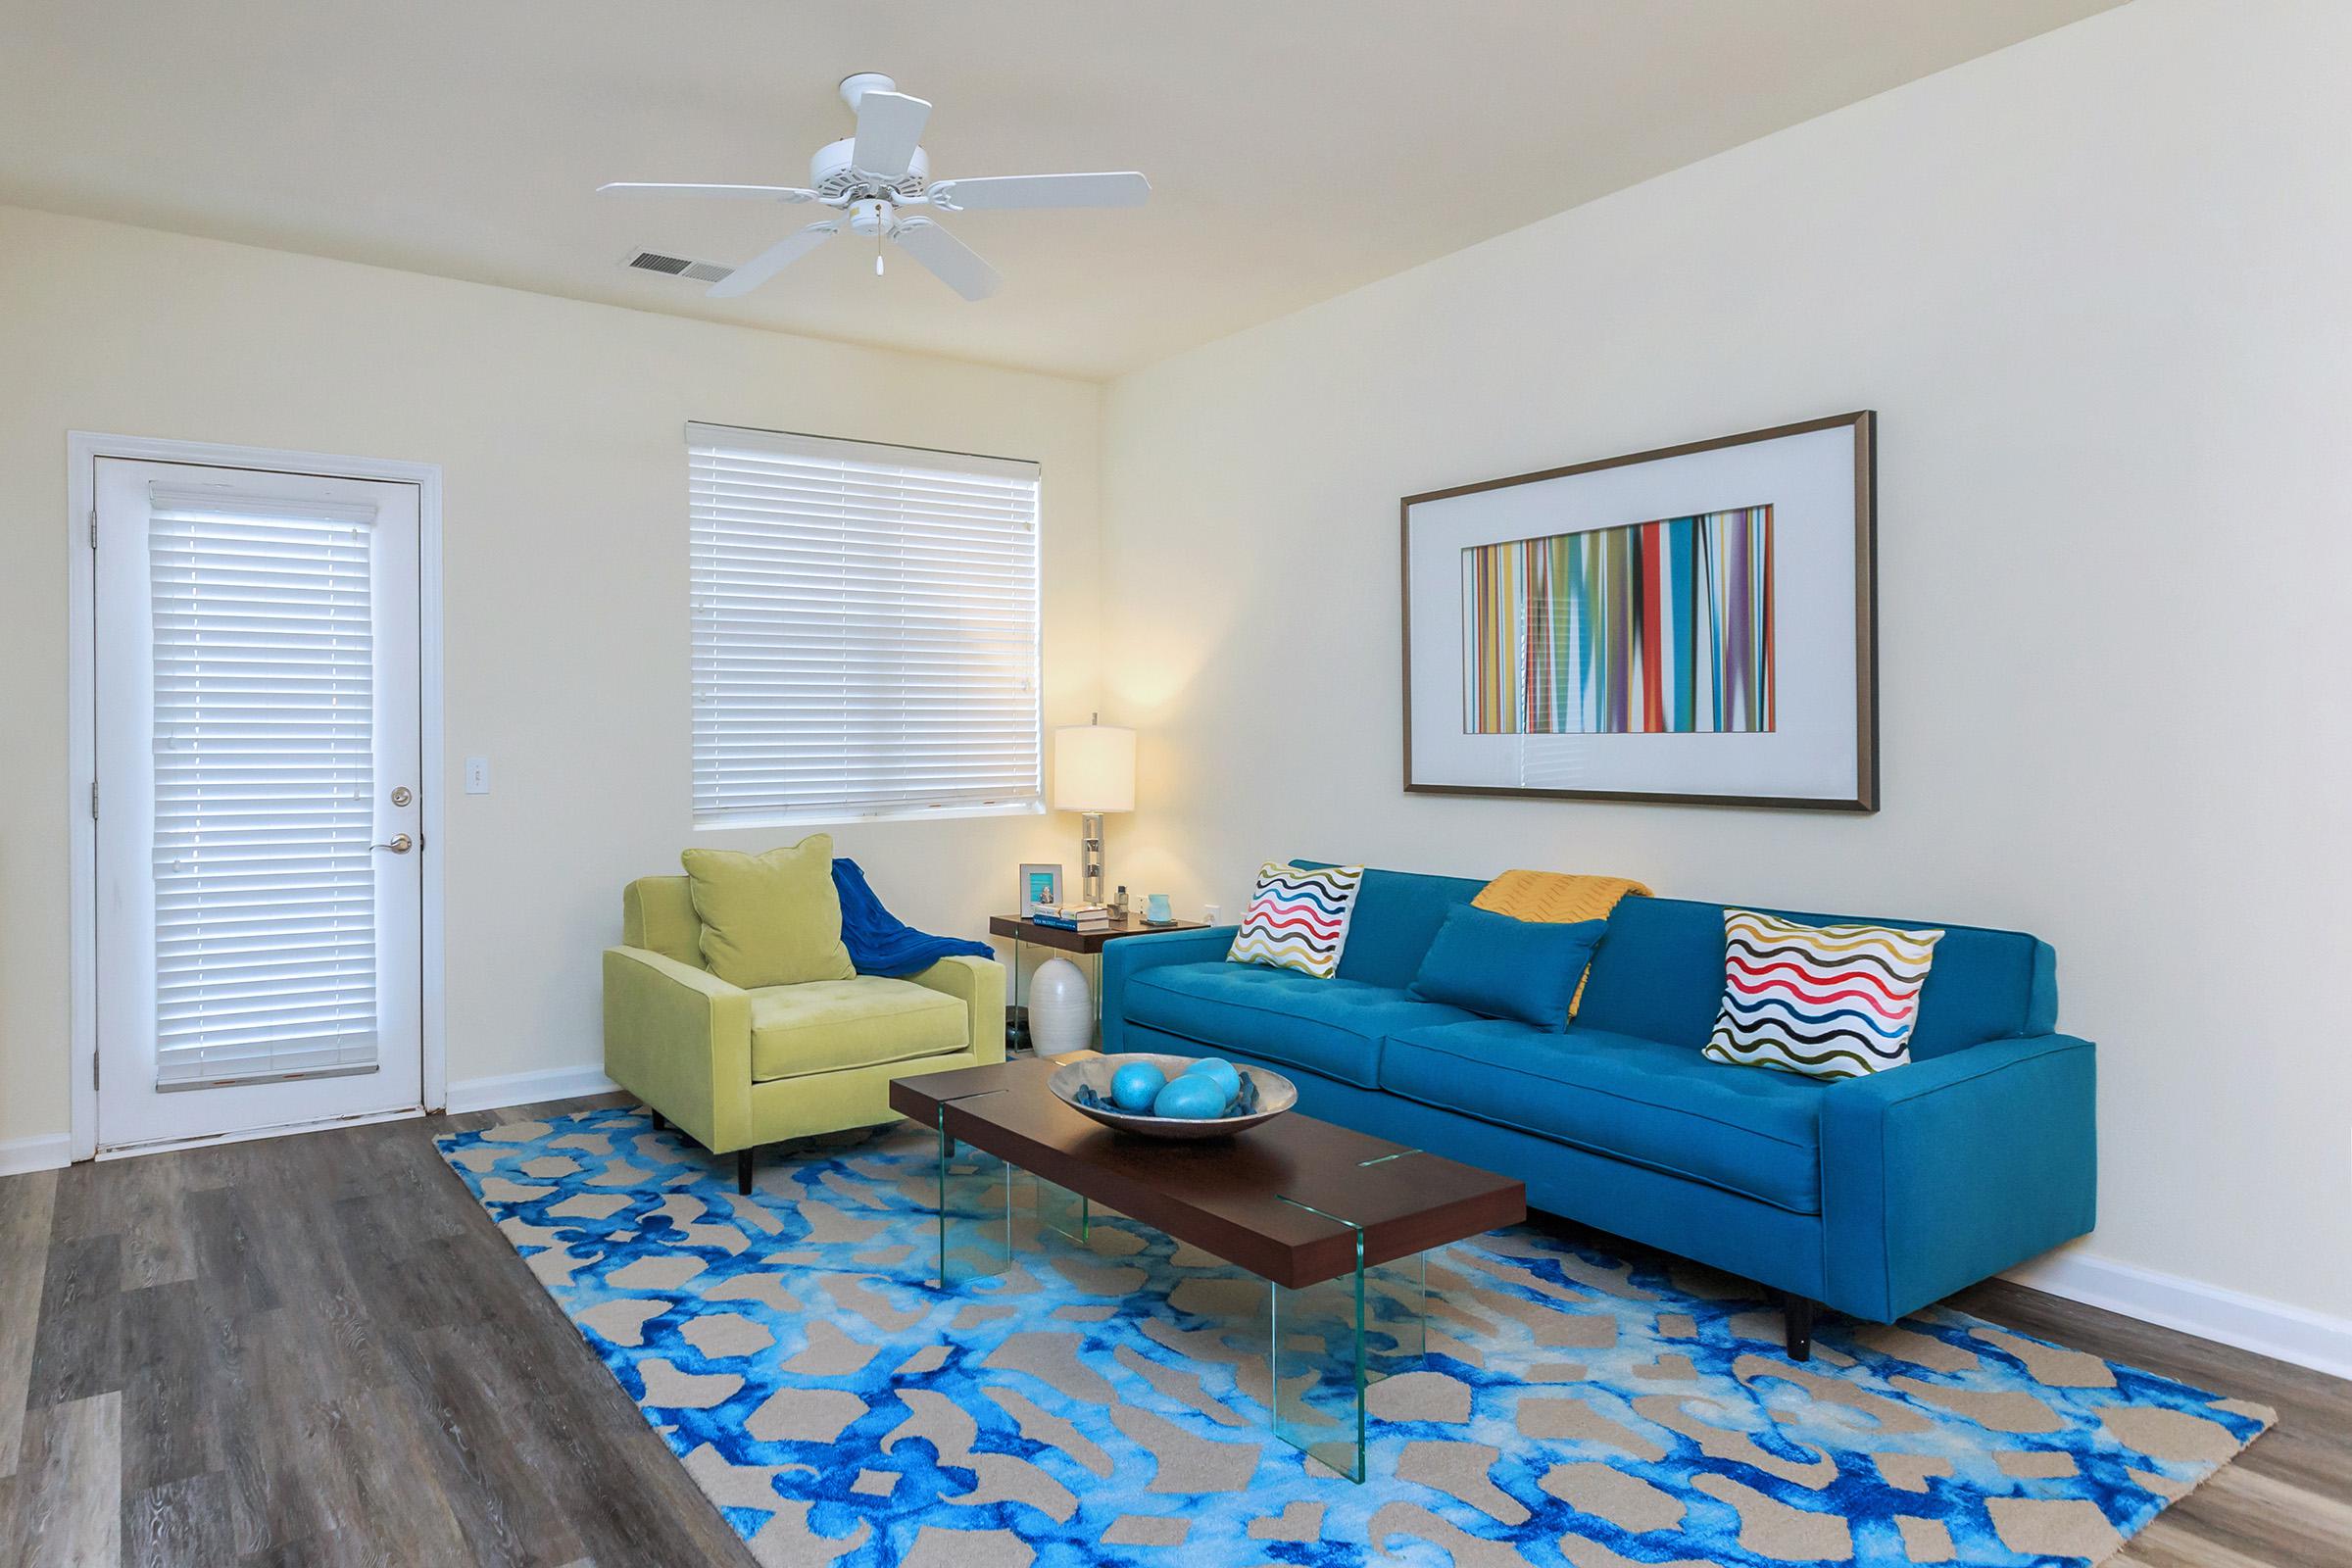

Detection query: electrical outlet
xmin=464 ymin=757 xmax=491 ymax=795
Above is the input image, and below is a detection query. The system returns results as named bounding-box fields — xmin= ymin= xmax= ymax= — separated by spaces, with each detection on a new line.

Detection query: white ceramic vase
xmin=1026 ymin=956 xmax=1094 ymax=1056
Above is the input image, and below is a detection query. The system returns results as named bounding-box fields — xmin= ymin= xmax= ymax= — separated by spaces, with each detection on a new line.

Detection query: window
xmin=688 ymin=422 xmax=1042 ymax=826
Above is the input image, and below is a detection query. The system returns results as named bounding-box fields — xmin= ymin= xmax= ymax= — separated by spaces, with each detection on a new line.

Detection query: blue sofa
xmin=1101 ymin=865 xmax=2095 ymax=1358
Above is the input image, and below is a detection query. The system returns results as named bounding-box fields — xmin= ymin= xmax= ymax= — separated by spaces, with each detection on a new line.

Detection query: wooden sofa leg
xmin=649 ymin=1108 xmax=666 ymax=1131
xmin=1784 ymin=1295 xmax=1816 ymax=1361
xmin=737 ymin=1149 xmax=755 ymax=1196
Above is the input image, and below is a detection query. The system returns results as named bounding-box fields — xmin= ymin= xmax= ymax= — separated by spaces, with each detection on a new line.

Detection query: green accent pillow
xmin=681 ymin=836 xmax=855 ymax=989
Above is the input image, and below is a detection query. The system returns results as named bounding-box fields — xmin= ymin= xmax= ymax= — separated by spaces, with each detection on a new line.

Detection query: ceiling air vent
xmin=624 ymin=251 xmax=734 ymax=285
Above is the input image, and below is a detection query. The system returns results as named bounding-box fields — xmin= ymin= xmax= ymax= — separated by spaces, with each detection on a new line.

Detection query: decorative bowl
xmin=1048 ymin=1054 xmax=1297 ymax=1141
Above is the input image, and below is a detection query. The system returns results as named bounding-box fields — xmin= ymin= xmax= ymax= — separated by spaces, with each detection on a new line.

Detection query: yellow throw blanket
xmin=1472 ymin=870 xmax=1653 ymax=1017
xmin=1474 ymin=869 xmax=1652 ymax=925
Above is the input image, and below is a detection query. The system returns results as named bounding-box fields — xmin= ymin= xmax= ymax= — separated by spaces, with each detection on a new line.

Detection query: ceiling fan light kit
xmin=599 ymin=73 xmax=1150 ymax=303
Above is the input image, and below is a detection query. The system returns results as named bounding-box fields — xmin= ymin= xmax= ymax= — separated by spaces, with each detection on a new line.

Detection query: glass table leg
xmin=935 ymin=1104 xmax=1011 ymax=1287
xmin=931 ymin=1129 xmax=1433 ymax=1484
xmin=1265 ymin=1202 xmax=1429 ymax=1482
xmin=1349 ymin=1152 xmax=1430 ymax=1375
xmin=1269 ymin=1240 xmax=1364 ymax=1480
xmin=1027 ymin=1169 xmax=1090 ymax=1247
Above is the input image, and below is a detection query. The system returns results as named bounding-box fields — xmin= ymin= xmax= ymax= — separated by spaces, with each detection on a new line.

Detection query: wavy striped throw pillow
xmin=1702 ymin=908 xmax=1944 ymax=1080
xmin=1227 ymin=862 xmax=1364 ymax=979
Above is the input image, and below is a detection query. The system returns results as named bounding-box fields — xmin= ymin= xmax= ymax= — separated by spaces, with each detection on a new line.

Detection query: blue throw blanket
xmin=831 ymin=858 xmax=995 ymax=978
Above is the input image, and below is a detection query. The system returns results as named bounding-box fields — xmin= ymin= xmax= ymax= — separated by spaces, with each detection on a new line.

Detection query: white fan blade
xmin=852 ymin=91 xmax=930 ymax=181
xmin=708 ymin=222 xmax=838 ymax=298
xmin=927 ymin=172 xmax=1151 ymax=213
xmin=598 ymin=181 xmax=818 ymax=203
xmin=891 ymin=219 xmax=1001 ymax=301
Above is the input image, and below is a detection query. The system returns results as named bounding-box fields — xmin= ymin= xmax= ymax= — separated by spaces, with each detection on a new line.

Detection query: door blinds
xmin=147 ymin=487 xmax=380 ymax=1088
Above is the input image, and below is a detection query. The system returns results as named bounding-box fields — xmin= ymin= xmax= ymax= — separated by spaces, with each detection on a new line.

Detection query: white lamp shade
xmin=1053 ymin=723 xmax=1136 ymax=812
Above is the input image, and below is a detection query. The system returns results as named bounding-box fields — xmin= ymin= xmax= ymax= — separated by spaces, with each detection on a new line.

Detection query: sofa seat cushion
xmin=1380 ymin=1021 xmax=1830 ymax=1213
xmin=1120 ymin=961 xmax=1476 ymax=1088
xmin=750 ymin=978 xmax=967 ymax=1083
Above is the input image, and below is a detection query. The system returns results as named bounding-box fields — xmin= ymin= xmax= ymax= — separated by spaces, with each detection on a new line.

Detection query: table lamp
xmin=1053 ymin=715 xmax=1135 ymax=907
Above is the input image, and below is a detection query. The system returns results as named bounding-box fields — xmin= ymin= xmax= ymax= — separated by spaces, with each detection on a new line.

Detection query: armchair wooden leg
xmin=1784 ymin=1295 xmax=1817 ymax=1361
xmin=737 ymin=1149 xmax=755 ymax=1196
xmin=649 ymin=1108 xmax=666 ymax=1131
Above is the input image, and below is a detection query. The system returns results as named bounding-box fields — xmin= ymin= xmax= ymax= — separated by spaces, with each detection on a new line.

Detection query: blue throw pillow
xmin=1408 ymin=905 xmax=1605 ymax=1031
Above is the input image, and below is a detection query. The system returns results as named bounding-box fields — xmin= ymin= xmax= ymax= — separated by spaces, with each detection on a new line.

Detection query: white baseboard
xmin=2005 ymin=1249 xmax=2352 ymax=1383
xmin=445 ymin=1063 xmax=619 ymax=1115
xmin=0 ymin=1134 xmax=72 ymax=1177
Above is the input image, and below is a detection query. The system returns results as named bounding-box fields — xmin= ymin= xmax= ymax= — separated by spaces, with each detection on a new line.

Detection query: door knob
xmin=370 ymin=834 xmax=414 ymax=854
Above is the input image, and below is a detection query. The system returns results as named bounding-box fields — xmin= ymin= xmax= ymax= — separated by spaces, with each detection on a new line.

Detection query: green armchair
xmin=603 ymin=875 xmax=1005 ymax=1192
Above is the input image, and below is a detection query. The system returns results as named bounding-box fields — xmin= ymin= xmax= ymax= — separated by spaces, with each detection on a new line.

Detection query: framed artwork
xmin=1401 ymin=412 xmax=1877 ymax=811
xmin=1018 ymin=863 xmax=1063 ymax=916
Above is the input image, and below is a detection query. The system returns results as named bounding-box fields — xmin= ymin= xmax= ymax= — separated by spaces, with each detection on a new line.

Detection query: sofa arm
xmin=1820 ymin=1032 xmax=2096 ymax=1322
xmin=602 ymin=946 xmax=754 ymax=1154
xmin=1100 ymin=926 xmax=1238 ymax=1054
xmin=906 ymin=956 xmax=1007 ymax=1065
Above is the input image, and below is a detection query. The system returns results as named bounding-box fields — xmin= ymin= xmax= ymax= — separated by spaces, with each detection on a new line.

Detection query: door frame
xmin=67 ymin=431 xmax=447 ymax=1160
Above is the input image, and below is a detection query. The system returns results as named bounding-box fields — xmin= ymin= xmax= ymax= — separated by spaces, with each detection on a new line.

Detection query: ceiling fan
xmin=600 ymin=73 xmax=1150 ymax=303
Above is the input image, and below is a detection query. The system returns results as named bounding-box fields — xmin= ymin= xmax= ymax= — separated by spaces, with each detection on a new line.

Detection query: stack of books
xmin=1030 ymin=903 xmax=1113 ymax=932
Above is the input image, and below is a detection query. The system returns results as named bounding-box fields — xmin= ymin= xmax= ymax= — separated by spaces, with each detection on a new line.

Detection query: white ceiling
xmin=0 ymin=0 xmax=2123 ymax=380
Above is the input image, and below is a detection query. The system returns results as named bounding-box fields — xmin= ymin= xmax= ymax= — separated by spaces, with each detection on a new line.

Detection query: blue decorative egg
xmin=1109 ymin=1060 xmax=1168 ymax=1113
xmin=1184 ymin=1058 xmax=1243 ymax=1103
xmin=1152 ymin=1073 xmax=1229 ymax=1120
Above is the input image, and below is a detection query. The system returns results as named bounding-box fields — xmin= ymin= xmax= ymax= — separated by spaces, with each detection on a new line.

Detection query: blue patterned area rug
xmin=436 ymin=1106 xmax=2269 ymax=1567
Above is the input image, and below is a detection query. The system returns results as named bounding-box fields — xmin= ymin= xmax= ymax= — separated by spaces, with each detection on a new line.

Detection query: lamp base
xmin=1080 ymin=811 xmax=1104 ymax=906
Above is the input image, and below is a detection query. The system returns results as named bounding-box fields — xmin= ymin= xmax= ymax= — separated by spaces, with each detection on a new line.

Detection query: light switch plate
xmin=464 ymin=757 xmax=491 ymax=795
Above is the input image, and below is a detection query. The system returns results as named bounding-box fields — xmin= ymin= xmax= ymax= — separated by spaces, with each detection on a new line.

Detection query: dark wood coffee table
xmin=889 ymin=1053 xmax=1525 ymax=1480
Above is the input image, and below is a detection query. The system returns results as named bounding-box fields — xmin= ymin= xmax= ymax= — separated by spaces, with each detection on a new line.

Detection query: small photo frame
xmin=1019 ymin=863 xmax=1063 ymax=917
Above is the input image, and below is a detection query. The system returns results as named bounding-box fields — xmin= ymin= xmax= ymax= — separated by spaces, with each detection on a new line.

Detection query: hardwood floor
xmin=0 ymin=1095 xmax=2343 ymax=1566
xmin=0 ymin=1096 xmax=756 ymax=1568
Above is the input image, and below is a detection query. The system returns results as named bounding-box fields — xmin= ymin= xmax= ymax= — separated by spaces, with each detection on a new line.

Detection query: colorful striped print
xmin=1461 ymin=506 xmax=1774 ymax=735
xmin=1702 ymin=909 xmax=1944 ymax=1080
xmin=1226 ymin=861 xmax=1364 ymax=979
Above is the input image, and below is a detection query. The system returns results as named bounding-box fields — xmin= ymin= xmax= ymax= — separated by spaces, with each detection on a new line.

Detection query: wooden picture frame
xmin=1400 ymin=411 xmax=1877 ymax=811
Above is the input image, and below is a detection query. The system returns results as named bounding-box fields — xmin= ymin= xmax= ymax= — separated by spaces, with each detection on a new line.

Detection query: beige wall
xmin=0 ymin=204 xmax=1101 ymax=1144
xmin=1099 ymin=0 xmax=2352 ymax=1323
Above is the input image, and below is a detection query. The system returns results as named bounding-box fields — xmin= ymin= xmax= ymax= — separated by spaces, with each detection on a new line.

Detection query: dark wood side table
xmin=988 ymin=910 xmax=1214 ymax=1053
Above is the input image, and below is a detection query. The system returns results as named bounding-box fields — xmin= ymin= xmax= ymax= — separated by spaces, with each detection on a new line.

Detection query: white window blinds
xmin=688 ymin=423 xmax=1043 ymax=825
xmin=149 ymin=488 xmax=380 ymax=1088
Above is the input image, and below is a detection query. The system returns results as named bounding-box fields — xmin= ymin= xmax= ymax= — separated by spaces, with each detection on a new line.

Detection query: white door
xmin=94 ymin=458 xmax=423 ymax=1150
